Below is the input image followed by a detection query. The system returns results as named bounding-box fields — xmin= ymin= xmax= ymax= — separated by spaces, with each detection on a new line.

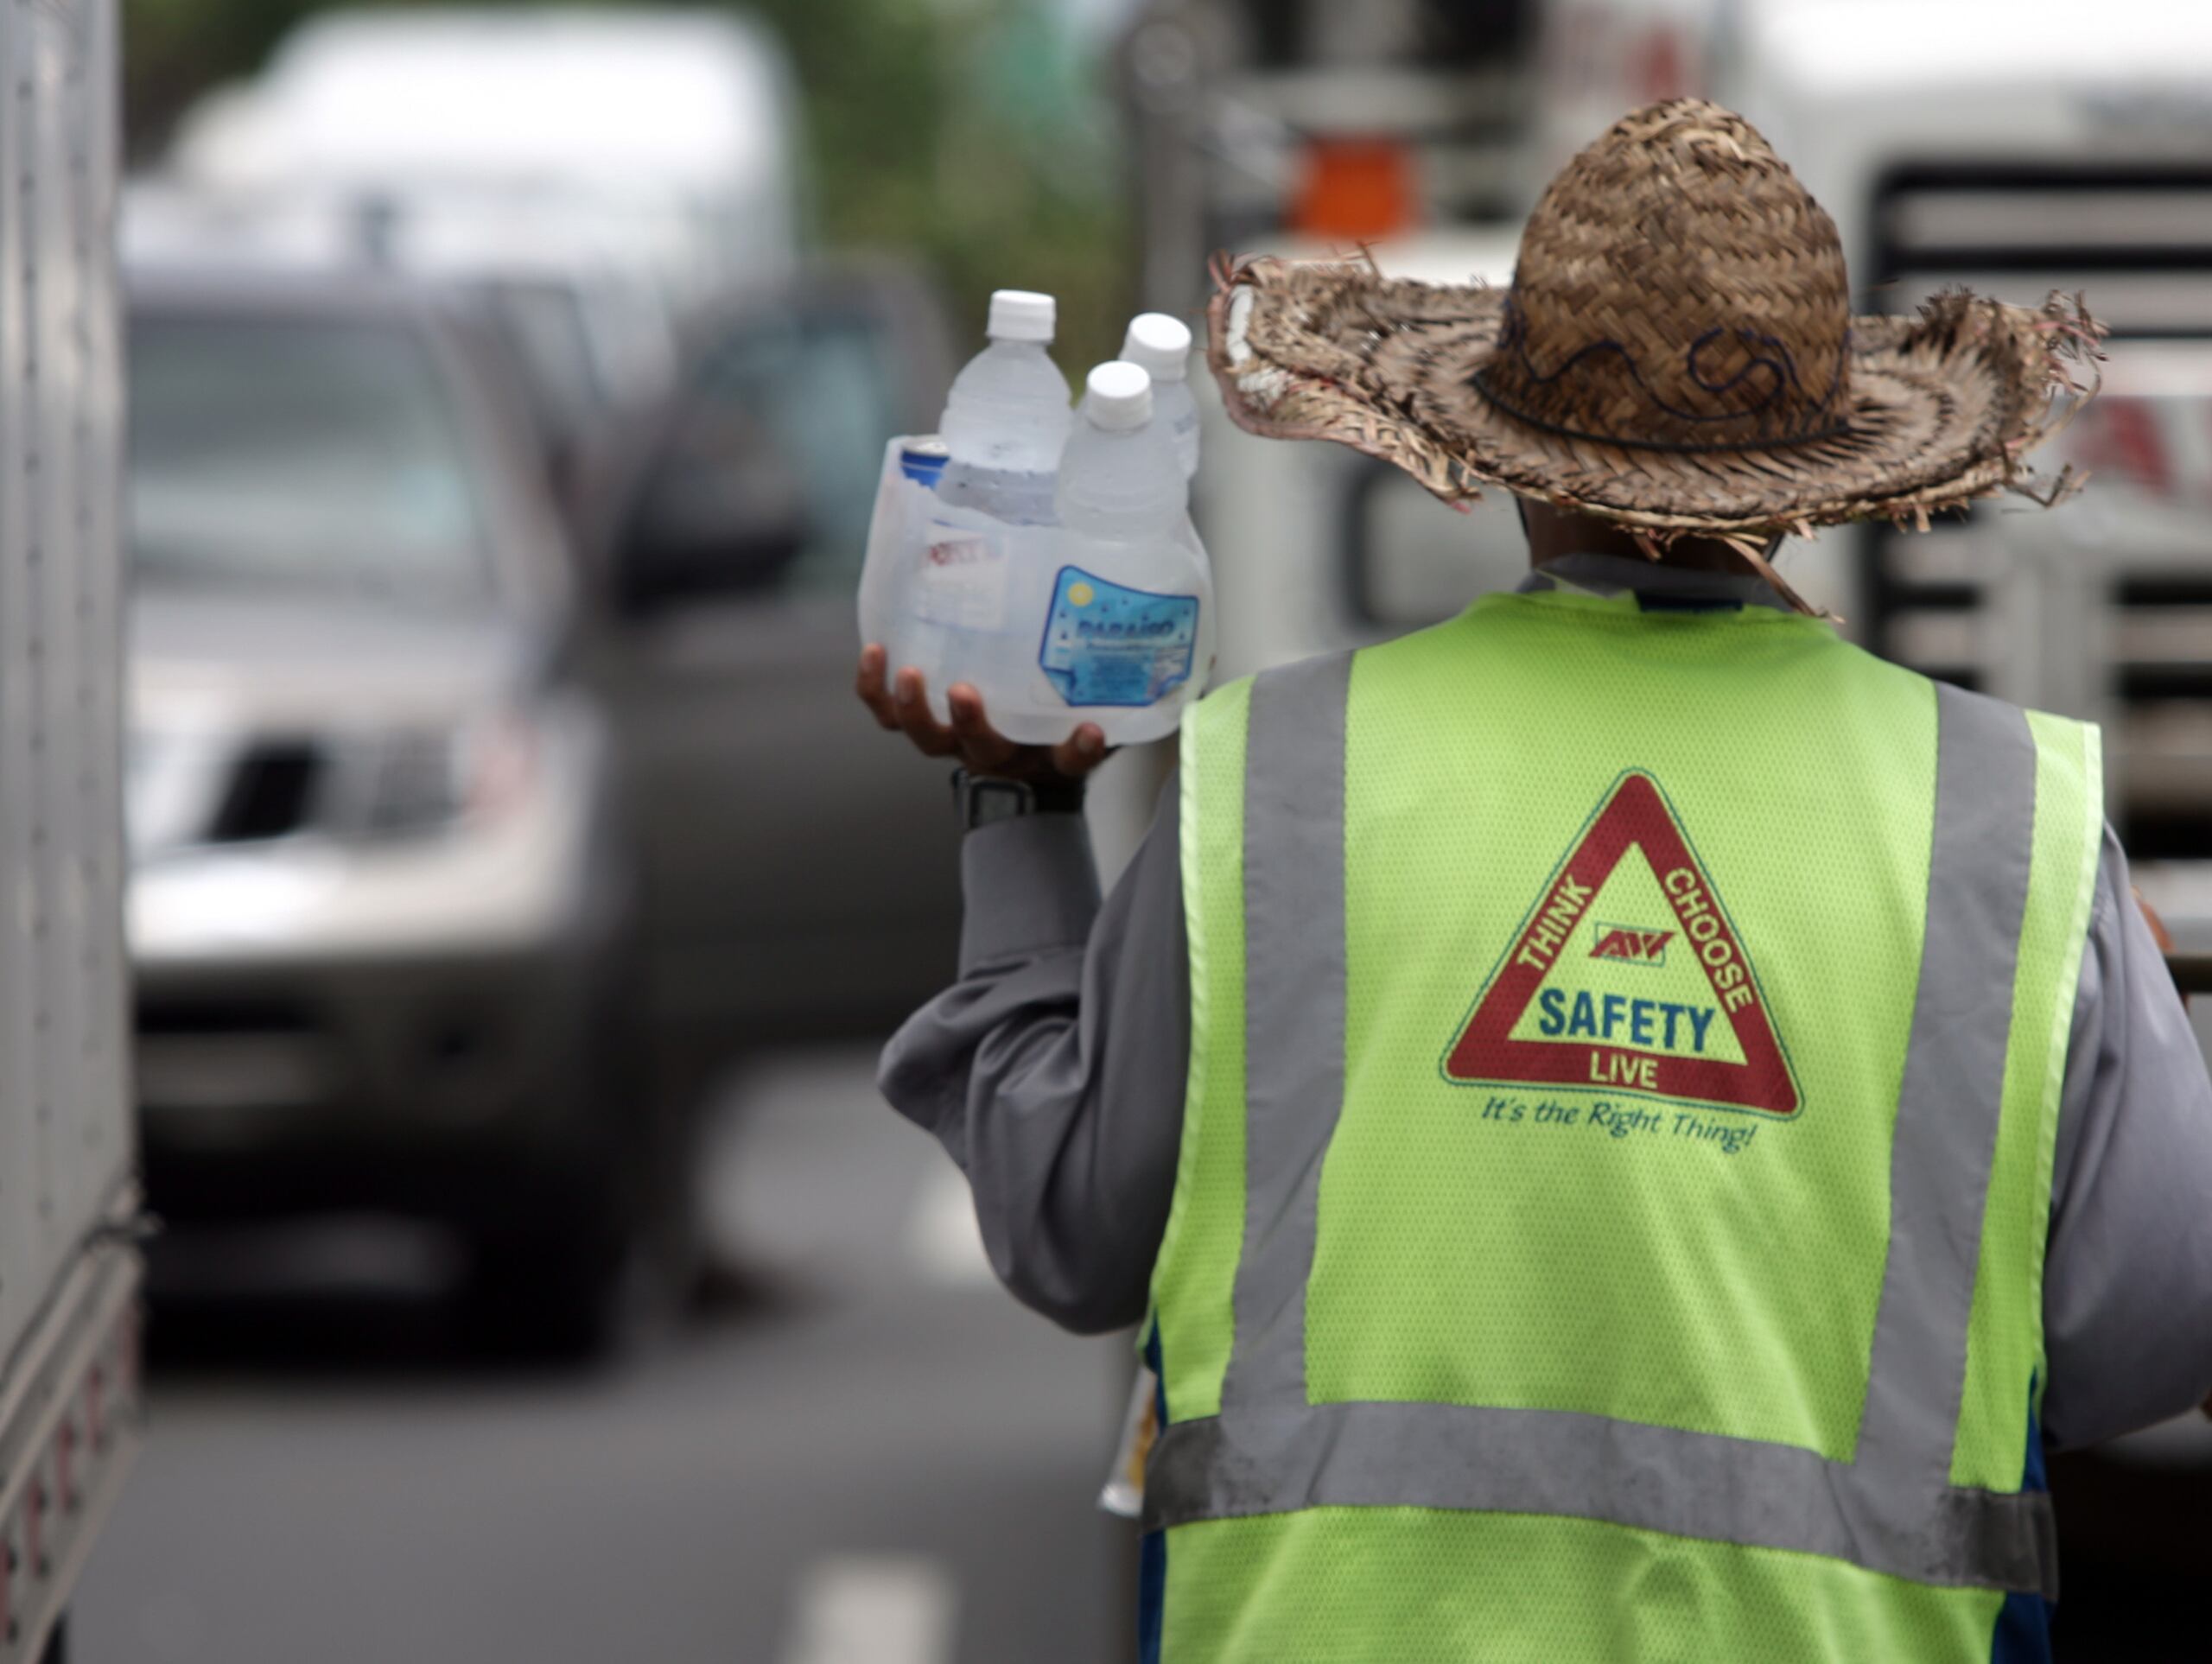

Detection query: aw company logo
xmin=1590 ymin=924 xmax=1674 ymax=965
xmin=1441 ymin=770 xmax=1802 ymax=1119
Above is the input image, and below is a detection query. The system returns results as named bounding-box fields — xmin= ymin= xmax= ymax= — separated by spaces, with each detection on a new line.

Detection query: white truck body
xmin=165 ymin=8 xmax=802 ymax=305
xmin=0 ymin=0 xmax=142 ymax=1652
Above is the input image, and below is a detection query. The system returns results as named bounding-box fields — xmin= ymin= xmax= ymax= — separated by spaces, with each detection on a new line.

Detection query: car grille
xmin=359 ymin=728 xmax=457 ymax=835
xmin=136 ymin=994 xmax=316 ymax=1037
xmin=1866 ymin=163 xmax=2212 ymax=859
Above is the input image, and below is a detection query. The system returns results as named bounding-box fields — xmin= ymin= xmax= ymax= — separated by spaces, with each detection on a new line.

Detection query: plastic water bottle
xmin=936 ymin=289 xmax=1073 ymax=524
xmin=1054 ymin=361 xmax=1185 ymax=537
xmin=867 ymin=357 xmax=1211 ymax=747
xmin=1020 ymin=361 xmax=1212 ymax=740
xmin=1119 ymin=313 xmax=1199 ymax=479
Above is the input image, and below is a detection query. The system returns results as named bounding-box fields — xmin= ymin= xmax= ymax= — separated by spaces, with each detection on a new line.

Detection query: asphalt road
xmin=74 ymin=1048 xmax=1136 ymax=1664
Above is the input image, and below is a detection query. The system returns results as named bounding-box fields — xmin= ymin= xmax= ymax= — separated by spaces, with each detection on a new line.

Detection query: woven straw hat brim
xmin=1207 ymin=257 xmax=2104 ymax=543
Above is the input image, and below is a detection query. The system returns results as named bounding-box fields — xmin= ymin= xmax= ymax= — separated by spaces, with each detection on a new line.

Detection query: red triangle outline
xmin=1441 ymin=771 xmax=1802 ymax=1118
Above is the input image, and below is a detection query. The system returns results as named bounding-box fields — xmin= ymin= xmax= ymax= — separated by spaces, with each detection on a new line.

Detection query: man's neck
xmin=1520 ymin=504 xmax=1763 ymax=577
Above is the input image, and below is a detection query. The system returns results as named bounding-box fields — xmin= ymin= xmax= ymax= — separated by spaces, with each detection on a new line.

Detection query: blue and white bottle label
xmin=1038 ymin=565 xmax=1200 ymax=708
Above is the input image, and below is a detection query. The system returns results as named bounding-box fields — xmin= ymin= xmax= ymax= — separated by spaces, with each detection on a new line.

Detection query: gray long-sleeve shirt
xmin=879 ymin=561 xmax=2212 ymax=1451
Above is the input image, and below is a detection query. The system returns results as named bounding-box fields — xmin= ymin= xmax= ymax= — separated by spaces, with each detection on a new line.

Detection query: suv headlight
xmin=130 ymin=708 xmax=544 ymax=854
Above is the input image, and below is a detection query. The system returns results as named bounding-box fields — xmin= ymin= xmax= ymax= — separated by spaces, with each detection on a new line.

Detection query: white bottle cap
xmin=987 ymin=289 xmax=1057 ymax=343
xmin=1120 ymin=313 xmax=1192 ymax=382
xmin=1082 ymin=361 xmax=1154 ymax=432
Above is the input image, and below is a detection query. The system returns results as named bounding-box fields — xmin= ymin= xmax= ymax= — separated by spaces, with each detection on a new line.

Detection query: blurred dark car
xmin=126 ymin=261 xmax=964 ymax=1350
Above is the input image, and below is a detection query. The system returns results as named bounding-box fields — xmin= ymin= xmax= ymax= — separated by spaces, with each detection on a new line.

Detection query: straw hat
xmin=1207 ymin=100 xmax=2103 ymax=594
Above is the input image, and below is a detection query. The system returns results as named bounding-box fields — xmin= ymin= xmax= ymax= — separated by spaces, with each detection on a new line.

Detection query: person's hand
xmin=856 ymin=645 xmax=1111 ymax=784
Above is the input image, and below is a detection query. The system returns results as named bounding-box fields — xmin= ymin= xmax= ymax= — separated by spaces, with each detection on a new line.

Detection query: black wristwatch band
xmin=952 ymin=767 xmax=1087 ymax=830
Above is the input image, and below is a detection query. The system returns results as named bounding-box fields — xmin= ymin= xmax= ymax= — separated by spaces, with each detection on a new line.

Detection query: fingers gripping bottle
xmin=1119 ymin=312 xmax=1200 ymax=480
xmin=936 ymin=289 xmax=1074 ymax=524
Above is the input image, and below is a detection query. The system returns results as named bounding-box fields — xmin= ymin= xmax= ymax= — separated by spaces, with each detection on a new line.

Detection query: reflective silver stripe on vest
xmin=1148 ymin=668 xmax=2059 ymax=1597
xmin=1220 ymin=649 xmax=1353 ymax=1413
xmin=1852 ymin=683 xmax=2041 ymax=1563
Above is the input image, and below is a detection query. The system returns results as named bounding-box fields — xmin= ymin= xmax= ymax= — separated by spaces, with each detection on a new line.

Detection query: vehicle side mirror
xmin=616 ymin=403 xmax=810 ymax=611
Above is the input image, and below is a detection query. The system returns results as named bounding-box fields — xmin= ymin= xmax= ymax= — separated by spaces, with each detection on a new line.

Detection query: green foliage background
xmin=123 ymin=0 xmax=1135 ymax=371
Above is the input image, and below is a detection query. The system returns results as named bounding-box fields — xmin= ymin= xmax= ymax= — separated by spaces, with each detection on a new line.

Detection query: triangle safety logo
xmin=1441 ymin=770 xmax=1802 ymax=1119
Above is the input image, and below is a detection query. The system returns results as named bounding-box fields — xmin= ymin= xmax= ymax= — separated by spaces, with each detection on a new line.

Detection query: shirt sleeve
xmin=2041 ymin=825 xmax=2212 ymax=1450
xmin=876 ymin=774 xmax=1189 ymax=1335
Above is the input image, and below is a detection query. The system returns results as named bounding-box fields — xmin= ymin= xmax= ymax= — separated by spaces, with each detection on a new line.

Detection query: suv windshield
xmin=129 ymin=312 xmax=493 ymax=606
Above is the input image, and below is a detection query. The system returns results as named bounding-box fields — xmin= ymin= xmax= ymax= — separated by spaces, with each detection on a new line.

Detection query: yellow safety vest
xmin=1143 ymin=584 xmax=2101 ymax=1661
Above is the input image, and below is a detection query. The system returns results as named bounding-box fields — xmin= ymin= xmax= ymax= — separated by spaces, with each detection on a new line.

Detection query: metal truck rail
xmin=0 ymin=1 xmax=142 ymax=1651
xmin=1866 ymin=162 xmax=2212 ymax=862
